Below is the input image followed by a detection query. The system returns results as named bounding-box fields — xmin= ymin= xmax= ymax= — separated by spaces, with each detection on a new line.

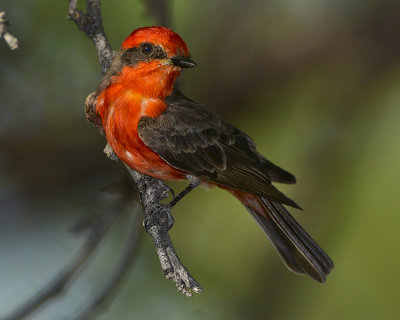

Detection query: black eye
xmin=141 ymin=43 xmax=154 ymax=55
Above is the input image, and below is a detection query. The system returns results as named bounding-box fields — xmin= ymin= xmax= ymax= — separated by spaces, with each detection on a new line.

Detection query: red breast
xmin=96 ymin=78 xmax=185 ymax=180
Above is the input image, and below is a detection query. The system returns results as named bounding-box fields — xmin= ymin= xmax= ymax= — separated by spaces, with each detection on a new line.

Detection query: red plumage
xmin=95 ymin=26 xmax=333 ymax=282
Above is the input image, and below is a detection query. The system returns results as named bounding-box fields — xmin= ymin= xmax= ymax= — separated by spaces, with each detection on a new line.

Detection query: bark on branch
xmin=0 ymin=10 xmax=19 ymax=50
xmin=70 ymin=0 xmax=202 ymax=296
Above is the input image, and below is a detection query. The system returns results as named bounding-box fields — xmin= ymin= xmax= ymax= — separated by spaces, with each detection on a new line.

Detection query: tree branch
xmin=70 ymin=0 xmax=202 ymax=296
xmin=126 ymin=166 xmax=202 ymax=296
xmin=0 ymin=10 xmax=19 ymax=50
xmin=68 ymin=0 xmax=112 ymax=74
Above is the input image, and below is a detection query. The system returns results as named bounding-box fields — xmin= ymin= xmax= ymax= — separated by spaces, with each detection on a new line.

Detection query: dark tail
xmin=229 ymin=190 xmax=334 ymax=283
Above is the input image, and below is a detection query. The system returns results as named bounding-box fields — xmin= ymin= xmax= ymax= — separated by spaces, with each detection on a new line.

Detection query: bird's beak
xmin=171 ymin=56 xmax=197 ymax=69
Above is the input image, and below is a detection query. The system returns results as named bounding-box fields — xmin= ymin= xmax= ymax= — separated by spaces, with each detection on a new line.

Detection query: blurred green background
xmin=1 ymin=0 xmax=400 ymax=319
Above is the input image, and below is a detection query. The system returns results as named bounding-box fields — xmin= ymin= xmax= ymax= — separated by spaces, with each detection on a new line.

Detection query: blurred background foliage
xmin=1 ymin=0 xmax=400 ymax=319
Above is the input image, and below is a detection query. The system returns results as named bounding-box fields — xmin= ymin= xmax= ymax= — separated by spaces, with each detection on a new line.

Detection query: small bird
xmin=95 ymin=26 xmax=333 ymax=282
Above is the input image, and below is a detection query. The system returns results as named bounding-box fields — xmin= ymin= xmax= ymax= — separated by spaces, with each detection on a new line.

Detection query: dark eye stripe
xmin=122 ymin=44 xmax=167 ymax=66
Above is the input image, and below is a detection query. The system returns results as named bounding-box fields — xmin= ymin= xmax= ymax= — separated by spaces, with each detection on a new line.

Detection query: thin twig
xmin=71 ymin=0 xmax=203 ymax=296
xmin=2 ymin=204 xmax=127 ymax=320
xmin=68 ymin=0 xmax=113 ymax=74
xmin=0 ymin=10 xmax=19 ymax=50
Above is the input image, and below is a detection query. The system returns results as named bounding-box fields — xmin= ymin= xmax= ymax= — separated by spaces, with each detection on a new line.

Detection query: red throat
xmin=113 ymin=61 xmax=181 ymax=100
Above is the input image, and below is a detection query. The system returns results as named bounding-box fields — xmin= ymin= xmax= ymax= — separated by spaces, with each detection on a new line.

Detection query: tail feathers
xmin=261 ymin=158 xmax=297 ymax=184
xmin=233 ymin=191 xmax=333 ymax=282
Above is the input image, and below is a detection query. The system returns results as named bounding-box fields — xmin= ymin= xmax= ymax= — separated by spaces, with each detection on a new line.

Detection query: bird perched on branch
xmin=95 ymin=26 xmax=333 ymax=282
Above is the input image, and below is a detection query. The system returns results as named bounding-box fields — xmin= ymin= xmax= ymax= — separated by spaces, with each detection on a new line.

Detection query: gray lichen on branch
xmin=71 ymin=0 xmax=202 ymax=296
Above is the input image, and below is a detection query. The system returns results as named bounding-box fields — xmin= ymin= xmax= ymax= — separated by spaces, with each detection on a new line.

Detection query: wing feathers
xmin=138 ymin=90 xmax=298 ymax=205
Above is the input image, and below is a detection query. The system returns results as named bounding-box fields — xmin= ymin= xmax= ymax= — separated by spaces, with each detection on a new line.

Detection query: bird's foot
xmin=143 ymin=203 xmax=174 ymax=231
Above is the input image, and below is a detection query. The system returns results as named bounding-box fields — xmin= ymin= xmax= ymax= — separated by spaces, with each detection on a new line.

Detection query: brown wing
xmin=138 ymin=90 xmax=299 ymax=208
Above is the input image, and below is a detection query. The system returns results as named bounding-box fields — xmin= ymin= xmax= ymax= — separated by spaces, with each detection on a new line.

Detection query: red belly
xmin=97 ymin=85 xmax=186 ymax=181
xmin=112 ymin=135 xmax=186 ymax=181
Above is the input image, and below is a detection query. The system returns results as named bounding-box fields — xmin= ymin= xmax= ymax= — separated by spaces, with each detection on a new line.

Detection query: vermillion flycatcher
xmin=95 ymin=26 xmax=333 ymax=282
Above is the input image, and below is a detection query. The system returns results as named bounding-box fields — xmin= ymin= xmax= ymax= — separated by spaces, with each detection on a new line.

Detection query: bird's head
xmin=100 ymin=26 xmax=196 ymax=98
xmin=121 ymin=26 xmax=196 ymax=69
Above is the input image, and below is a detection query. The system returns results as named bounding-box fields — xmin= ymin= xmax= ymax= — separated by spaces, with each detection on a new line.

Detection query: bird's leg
xmin=168 ymin=176 xmax=200 ymax=208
